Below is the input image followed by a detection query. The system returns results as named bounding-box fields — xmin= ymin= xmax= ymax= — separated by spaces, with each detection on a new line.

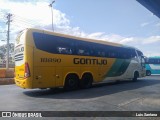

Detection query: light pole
xmin=49 ymin=0 xmax=55 ymax=32
xmin=6 ymin=13 xmax=12 ymax=69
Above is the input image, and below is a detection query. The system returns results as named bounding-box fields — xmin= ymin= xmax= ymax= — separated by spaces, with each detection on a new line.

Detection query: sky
xmin=0 ymin=0 xmax=160 ymax=57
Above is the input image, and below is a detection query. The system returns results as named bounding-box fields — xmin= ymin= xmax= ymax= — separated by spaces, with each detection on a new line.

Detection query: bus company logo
xmin=73 ymin=58 xmax=107 ymax=65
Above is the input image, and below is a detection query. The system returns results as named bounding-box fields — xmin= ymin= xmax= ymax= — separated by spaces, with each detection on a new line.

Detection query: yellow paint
xmin=14 ymin=28 xmax=119 ymax=89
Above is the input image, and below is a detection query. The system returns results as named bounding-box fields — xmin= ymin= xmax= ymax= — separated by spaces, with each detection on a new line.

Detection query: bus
xmin=14 ymin=28 xmax=146 ymax=90
xmin=145 ymin=57 xmax=160 ymax=76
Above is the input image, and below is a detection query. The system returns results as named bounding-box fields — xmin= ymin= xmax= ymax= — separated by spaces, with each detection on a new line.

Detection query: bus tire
xmin=146 ymin=70 xmax=151 ymax=76
xmin=80 ymin=73 xmax=93 ymax=89
xmin=132 ymin=71 xmax=139 ymax=82
xmin=64 ymin=74 xmax=79 ymax=91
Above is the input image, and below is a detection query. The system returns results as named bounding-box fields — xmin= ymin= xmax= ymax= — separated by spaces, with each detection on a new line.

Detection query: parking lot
xmin=0 ymin=75 xmax=160 ymax=119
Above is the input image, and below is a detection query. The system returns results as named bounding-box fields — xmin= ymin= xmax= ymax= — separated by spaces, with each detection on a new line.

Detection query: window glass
xmin=76 ymin=41 xmax=92 ymax=56
xmin=57 ymin=47 xmax=72 ymax=54
xmin=33 ymin=32 xmax=140 ymax=59
xmin=137 ymin=50 xmax=143 ymax=56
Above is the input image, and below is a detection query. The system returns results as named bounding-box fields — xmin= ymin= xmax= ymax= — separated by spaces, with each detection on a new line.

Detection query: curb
xmin=0 ymin=78 xmax=15 ymax=85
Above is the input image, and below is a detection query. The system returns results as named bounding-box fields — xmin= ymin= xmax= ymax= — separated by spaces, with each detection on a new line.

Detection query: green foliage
xmin=0 ymin=43 xmax=14 ymax=61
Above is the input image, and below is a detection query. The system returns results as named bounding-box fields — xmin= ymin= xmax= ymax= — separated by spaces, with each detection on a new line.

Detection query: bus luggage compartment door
xmin=33 ymin=67 xmax=56 ymax=88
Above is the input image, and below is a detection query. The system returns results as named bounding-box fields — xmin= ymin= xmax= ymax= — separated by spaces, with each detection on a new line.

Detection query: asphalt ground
xmin=0 ymin=75 xmax=160 ymax=120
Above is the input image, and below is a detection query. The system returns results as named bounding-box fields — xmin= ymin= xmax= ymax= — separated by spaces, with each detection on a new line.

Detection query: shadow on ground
xmin=23 ymin=76 xmax=160 ymax=99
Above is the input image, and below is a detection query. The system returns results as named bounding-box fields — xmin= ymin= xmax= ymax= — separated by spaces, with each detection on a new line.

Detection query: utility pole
xmin=6 ymin=13 xmax=12 ymax=69
xmin=49 ymin=0 xmax=55 ymax=32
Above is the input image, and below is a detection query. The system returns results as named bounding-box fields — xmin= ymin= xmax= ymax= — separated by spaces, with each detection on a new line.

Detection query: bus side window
xmin=57 ymin=47 xmax=72 ymax=54
xmin=97 ymin=51 xmax=105 ymax=57
xmin=148 ymin=59 xmax=154 ymax=64
xmin=145 ymin=58 xmax=149 ymax=64
xmin=77 ymin=49 xmax=87 ymax=55
xmin=53 ymin=36 xmax=75 ymax=55
xmin=76 ymin=41 xmax=92 ymax=56
xmin=93 ymin=44 xmax=106 ymax=57
xmin=108 ymin=52 xmax=115 ymax=58
xmin=155 ymin=59 xmax=159 ymax=64
xmin=118 ymin=48 xmax=128 ymax=59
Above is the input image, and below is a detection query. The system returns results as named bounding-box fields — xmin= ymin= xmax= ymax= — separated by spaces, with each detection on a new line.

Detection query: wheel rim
xmin=148 ymin=72 xmax=151 ymax=76
xmin=147 ymin=71 xmax=151 ymax=76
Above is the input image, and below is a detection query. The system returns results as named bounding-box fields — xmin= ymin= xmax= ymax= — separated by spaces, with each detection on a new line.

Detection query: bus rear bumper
xmin=14 ymin=78 xmax=29 ymax=89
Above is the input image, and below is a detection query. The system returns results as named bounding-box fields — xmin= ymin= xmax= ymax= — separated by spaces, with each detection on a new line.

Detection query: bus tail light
xmin=24 ymin=62 xmax=30 ymax=78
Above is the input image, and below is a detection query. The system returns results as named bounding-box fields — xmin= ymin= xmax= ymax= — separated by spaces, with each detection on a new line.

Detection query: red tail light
xmin=24 ymin=62 xmax=30 ymax=78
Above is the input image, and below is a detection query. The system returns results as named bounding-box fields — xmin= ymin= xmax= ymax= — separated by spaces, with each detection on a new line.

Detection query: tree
xmin=0 ymin=43 xmax=14 ymax=61
xmin=0 ymin=45 xmax=6 ymax=59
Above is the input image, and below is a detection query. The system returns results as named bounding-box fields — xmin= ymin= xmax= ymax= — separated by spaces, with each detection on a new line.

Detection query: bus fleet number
xmin=41 ymin=58 xmax=61 ymax=63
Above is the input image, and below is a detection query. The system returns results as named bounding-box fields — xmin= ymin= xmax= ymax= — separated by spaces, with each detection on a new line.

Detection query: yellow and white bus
xmin=14 ymin=28 xmax=146 ymax=90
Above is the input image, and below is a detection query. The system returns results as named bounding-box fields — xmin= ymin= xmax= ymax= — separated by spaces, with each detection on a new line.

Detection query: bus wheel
xmin=146 ymin=70 xmax=151 ymax=76
xmin=132 ymin=71 xmax=139 ymax=82
xmin=64 ymin=74 xmax=79 ymax=91
xmin=80 ymin=74 xmax=93 ymax=89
